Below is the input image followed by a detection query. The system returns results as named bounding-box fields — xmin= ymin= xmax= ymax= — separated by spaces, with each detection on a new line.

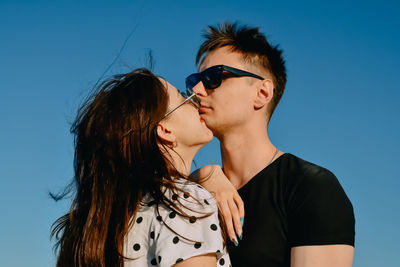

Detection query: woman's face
xmin=161 ymin=79 xmax=213 ymax=149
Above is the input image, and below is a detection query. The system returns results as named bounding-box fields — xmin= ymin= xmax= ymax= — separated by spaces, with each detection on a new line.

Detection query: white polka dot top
xmin=123 ymin=177 xmax=231 ymax=267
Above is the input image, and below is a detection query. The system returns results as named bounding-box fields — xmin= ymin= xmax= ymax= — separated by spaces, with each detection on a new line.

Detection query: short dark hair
xmin=196 ymin=21 xmax=287 ymax=119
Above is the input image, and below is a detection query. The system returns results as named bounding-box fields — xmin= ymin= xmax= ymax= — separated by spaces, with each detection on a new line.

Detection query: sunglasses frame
xmin=163 ymin=88 xmax=201 ymax=118
xmin=185 ymin=65 xmax=265 ymax=92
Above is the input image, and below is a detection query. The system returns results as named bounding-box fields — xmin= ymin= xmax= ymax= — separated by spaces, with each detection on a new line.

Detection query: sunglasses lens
xmin=186 ymin=74 xmax=200 ymax=90
xmin=186 ymin=66 xmax=223 ymax=91
xmin=202 ymin=67 xmax=222 ymax=89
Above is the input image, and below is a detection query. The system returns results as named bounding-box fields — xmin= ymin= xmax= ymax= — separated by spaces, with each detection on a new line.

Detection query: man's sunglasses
xmin=185 ymin=65 xmax=265 ymax=92
xmin=163 ymin=88 xmax=201 ymax=118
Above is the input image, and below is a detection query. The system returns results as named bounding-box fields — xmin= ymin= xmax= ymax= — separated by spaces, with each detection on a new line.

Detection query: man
xmin=188 ymin=22 xmax=355 ymax=267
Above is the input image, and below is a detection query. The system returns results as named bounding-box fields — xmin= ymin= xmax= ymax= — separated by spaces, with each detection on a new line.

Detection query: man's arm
xmin=291 ymin=245 xmax=354 ymax=267
xmin=287 ymin=163 xmax=355 ymax=267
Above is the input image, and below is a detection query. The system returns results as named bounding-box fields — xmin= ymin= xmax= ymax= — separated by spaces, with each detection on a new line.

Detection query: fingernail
xmin=240 ymin=217 xmax=244 ymax=227
xmin=231 ymin=237 xmax=239 ymax=246
xmin=239 ymin=234 xmax=243 ymax=241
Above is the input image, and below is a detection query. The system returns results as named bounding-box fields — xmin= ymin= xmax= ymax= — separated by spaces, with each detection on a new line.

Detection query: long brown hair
xmin=50 ymin=68 xmax=224 ymax=267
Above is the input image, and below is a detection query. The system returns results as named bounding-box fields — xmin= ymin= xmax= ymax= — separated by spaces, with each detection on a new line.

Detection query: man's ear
xmin=254 ymin=79 xmax=274 ymax=109
xmin=156 ymin=122 xmax=176 ymax=145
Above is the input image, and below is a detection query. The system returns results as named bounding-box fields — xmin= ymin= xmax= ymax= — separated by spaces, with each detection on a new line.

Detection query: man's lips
xmin=198 ymin=105 xmax=211 ymax=114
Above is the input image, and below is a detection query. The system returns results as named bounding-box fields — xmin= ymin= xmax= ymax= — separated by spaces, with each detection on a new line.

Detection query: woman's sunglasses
xmin=163 ymin=88 xmax=201 ymax=118
xmin=185 ymin=65 xmax=265 ymax=92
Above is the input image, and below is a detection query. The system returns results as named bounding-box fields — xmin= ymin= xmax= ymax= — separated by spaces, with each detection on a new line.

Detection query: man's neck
xmin=219 ymin=122 xmax=277 ymax=189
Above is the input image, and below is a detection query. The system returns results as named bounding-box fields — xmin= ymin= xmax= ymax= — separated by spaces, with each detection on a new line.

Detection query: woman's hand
xmin=190 ymin=165 xmax=245 ymax=245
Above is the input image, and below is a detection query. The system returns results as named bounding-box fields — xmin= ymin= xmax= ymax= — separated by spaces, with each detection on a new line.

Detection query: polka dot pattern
xmin=133 ymin=243 xmax=141 ymax=251
xmin=189 ymin=216 xmax=197 ymax=223
xmin=150 ymin=256 xmax=162 ymax=265
xmin=124 ymin=177 xmax=230 ymax=267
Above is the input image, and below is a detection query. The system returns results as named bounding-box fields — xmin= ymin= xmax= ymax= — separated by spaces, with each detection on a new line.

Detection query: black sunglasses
xmin=185 ymin=65 xmax=265 ymax=92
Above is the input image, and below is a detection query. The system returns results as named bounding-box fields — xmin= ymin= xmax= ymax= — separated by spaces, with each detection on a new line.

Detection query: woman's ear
xmin=254 ymin=79 xmax=274 ymax=109
xmin=156 ymin=122 xmax=176 ymax=146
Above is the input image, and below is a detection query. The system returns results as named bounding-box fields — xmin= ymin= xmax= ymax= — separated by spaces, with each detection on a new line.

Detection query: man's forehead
xmin=198 ymin=54 xmax=213 ymax=72
xmin=198 ymin=58 xmax=209 ymax=72
xmin=198 ymin=47 xmax=245 ymax=71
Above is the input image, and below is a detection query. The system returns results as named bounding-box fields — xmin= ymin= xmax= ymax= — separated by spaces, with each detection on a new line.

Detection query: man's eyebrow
xmin=199 ymin=58 xmax=209 ymax=72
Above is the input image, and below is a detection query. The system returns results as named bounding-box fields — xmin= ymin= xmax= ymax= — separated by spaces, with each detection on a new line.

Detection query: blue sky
xmin=1 ymin=1 xmax=399 ymax=266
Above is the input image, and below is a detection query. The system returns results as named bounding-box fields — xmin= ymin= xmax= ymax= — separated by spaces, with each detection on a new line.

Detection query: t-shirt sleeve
xmin=154 ymin=183 xmax=228 ymax=267
xmin=286 ymin=165 xmax=355 ymax=247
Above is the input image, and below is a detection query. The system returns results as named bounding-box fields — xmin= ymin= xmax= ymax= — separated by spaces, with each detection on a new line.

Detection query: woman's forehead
xmin=161 ymin=79 xmax=183 ymax=102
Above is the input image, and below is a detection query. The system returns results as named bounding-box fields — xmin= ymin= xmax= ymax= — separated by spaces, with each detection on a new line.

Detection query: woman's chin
xmin=190 ymin=128 xmax=214 ymax=148
xmin=194 ymin=135 xmax=213 ymax=150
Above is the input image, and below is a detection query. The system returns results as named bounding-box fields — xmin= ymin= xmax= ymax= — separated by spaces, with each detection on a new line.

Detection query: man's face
xmin=193 ymin=46 xmax=260 ymax=137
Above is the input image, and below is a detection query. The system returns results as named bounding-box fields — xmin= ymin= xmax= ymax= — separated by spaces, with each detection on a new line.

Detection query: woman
xmin=51 ymin=68 xmax=231 ymax=267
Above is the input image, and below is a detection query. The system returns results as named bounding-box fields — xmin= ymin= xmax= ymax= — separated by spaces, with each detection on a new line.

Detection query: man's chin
xmin=200 ymin=115 xmax=219 ymax=133
xmin=204 ymin=122 xmax=225 ymax=140
xmin=203 ymin=120 xmax=216 ymax=132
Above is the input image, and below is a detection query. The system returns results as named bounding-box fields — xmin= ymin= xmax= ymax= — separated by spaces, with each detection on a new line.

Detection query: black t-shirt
xmin=227 ymin=153 xmax=355 ymax=267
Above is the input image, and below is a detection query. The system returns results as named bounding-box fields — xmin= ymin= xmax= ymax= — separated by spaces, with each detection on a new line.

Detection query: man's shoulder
xmin=280 ymin=155 xmax=355 ymax=248
xmin=278 ymin=153 xmax=339 ymax=187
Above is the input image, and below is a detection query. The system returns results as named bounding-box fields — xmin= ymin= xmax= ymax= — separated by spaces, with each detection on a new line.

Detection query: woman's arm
xmin=190 ymin=164 xmax=245 ymax=245
xmin=172 ymin=253 xmax=217 ymax=267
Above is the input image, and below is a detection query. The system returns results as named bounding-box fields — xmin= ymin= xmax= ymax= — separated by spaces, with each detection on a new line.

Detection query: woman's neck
xmin=165 ymin=146 xmax=197 ymax=176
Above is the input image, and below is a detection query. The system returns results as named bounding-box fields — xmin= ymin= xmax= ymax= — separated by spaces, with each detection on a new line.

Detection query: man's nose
xmin=192 ymin=81 xmax=208 ymax=97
